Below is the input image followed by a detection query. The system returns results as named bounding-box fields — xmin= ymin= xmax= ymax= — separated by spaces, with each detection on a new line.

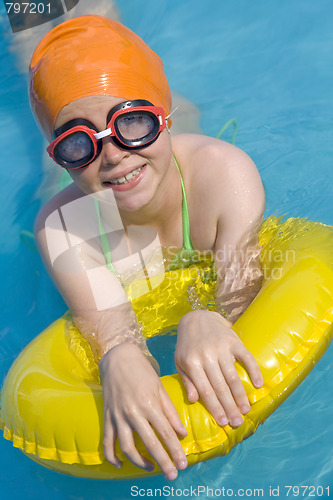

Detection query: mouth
xmin=102 ymin=165 xmax=146 ymax=191
xmin=108 ymin=165 xmax=144 ymax=185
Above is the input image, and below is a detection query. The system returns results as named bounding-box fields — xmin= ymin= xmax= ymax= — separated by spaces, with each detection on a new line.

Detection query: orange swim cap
xmin=29 ymin=15 xmax=172 ymax=140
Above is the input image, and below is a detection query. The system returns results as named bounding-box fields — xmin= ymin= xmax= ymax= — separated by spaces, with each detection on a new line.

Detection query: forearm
xmin=215 ymin=249 xmax=263 ymax=323
xmin=72 ymin=302 xmax=158 ymax=371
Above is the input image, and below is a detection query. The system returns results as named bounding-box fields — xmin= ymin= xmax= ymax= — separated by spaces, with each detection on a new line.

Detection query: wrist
xmin=210 ymin=310 xmax=233 ymax=328
xmin=99 ymin=342 xmax=142 ymax=374
xmin=180 ymin=310 xmax=233 ymax=328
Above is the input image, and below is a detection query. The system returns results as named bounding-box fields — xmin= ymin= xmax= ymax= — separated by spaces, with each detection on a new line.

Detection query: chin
xmin=115 ymin=190 xmax=153 ymax=213
xmin=118 ymin=197 xmax=150 ymax=213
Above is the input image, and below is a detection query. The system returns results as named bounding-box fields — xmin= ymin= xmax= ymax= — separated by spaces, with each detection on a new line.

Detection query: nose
xmin=100 ymin=136 xmax=131 ymax=167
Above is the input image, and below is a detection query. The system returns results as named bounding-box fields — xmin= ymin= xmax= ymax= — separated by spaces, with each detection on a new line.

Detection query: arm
xmin=175 ymin=141 xmax=265 ymax=427
xmin=34 ymin=190 xmax=187 ymax=479
xmin=214 ymin=145 xmax=265 ymax=322
xmin=34 ymin=191 xmax=141 ymax=358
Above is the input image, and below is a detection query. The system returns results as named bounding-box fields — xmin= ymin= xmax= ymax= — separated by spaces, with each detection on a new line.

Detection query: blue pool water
xmin=0 ymin=1 xmax=332 ymax=499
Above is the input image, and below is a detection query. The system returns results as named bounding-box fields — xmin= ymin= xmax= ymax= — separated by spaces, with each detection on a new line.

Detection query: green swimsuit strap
xmin=173 ymin=156 xmax=194 ymax=251
xmin=94 ymin=199 xmax=117 ymax=275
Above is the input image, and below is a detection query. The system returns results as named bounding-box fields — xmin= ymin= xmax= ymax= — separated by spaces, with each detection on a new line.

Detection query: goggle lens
xmin=116 ymin=112 xmax=155 ymax=142
xmin=56 ymin=131 xmax=94 ymax=164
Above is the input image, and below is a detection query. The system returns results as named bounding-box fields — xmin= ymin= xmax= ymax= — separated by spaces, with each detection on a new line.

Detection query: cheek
xmin=141 ymin=130 xmax=172 ymax=165
xmin=67 ymin=165 xmax=98 ymax=192
xmin=158 ymin=129 xmax=172 ymax=151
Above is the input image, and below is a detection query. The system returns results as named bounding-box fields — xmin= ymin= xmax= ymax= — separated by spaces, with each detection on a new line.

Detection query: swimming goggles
xmin=46 ymin=100 xmax=167 ymax=169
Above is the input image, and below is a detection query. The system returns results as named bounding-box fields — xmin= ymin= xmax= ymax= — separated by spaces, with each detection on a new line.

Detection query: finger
xmin=103 ymin=410 xmax=122 ymax=469
xmin=134 ymin=416 xmax=180 ymax=480
xmin=159 ymin=386 xmax=188 ymax=437
xmin=204 ymin=360 xmax=243 ymax=427
xmin=184 ymin=365 xmax=229 ymax=427
xmin=176 ymin=365 xmax=199 ymax=402
xmin=148 ymin=403 xmax=188 ymax=471
xmin=218 ymin=358 xmax=251 ymax=416
xmin=117 ymin=423 xmax=155 ymax=472
xmin=234 ymin=345 xmax=263 ymax=388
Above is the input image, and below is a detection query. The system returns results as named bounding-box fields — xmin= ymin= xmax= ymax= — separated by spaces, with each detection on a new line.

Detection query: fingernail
xmin=113 ymin=462 xmax=122 ymax=469
xmin=166 ymin=468 xmax=178 ymax=481
xmin=145 ymin=464 xmax=155 ymax=472
xmin=178 ymin=459 xmax=188 ymax=470
xmin=219 ymin=417 xmax=229 ymax=426
xmin=255 ymin=378 xmax=263 ymax=388
xmin=231 ymin=417 xmax=243 ymax=427
xmin=241 ymin=404 xmax=251 ymax=414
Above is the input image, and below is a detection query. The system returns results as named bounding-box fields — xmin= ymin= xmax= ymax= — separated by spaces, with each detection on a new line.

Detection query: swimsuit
xmin=95 ymin=156 xmax=199 ymax=275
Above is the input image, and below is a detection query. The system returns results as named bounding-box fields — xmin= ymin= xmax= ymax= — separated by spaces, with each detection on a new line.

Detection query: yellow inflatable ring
xmin=1 ymin=216 xmax=333 ymax=479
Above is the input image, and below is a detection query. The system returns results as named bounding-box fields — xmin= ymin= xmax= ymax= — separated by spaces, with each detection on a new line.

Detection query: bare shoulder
xmin=172 ymin=133 xmax=261 ymax=185
xmin=34 ymin=182 xmax=84 ymax=234
xmin=34 ymin=182 xmax=104 ymax=272
xmin=171 ymin=133 xmax=265 ymax=216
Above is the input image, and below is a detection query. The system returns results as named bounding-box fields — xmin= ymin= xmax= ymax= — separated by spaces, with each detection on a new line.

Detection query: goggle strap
xmin=94 ymin=128 xmax=112 ymax=140
xmin=166 ymin=107 xmax=179 ymax=121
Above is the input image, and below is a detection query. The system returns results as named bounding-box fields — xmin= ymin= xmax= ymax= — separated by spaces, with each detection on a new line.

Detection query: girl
xmin=31 ymin=14 xmax=264 ymax=480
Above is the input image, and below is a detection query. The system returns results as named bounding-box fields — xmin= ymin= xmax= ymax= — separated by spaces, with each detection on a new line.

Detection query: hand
xmin=99 ymin=343 xmax=188 ymax=480
xmin=174 ymin=310 xmax=263 ymax=427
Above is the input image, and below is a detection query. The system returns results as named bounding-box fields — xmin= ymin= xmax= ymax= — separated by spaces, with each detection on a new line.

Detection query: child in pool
xmin=31 ymin=15 xmax=265 ymax=481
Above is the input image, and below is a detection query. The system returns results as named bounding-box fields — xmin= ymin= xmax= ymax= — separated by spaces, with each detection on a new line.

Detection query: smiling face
xmin=54 ymin=96 xmax=174 ymax=214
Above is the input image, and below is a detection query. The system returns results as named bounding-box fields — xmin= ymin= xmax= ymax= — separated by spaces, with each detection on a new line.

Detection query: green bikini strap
xmin=173 ymin=155 xmax=194 ymax=251
xmin=93 ymin=199 xmax=117 ymax=275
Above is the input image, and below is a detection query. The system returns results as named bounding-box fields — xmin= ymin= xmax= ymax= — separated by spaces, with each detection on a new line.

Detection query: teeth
xmin=109 ymin=166 xmax=143 ymax=185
